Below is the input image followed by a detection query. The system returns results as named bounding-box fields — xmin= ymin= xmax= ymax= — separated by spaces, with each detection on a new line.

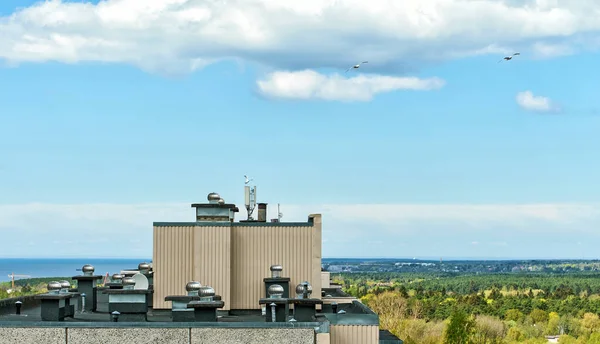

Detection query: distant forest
xmin=336 ymin=270 xmax=600 ymax=344
xmin=0 ymin=277 xmax=72 ymax=299
xmin=322 ymin=258 xmax=600 ymax=275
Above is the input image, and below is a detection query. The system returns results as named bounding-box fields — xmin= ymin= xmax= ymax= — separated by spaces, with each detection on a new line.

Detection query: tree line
xmin=336 ymin=272 xmax=600 ymax=343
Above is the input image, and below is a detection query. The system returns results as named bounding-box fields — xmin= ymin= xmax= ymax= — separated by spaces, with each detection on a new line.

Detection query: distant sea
xmin=0 ymin=258 xmax=151 ymax=283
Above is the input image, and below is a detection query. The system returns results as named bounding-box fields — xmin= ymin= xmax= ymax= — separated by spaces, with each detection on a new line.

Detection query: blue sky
xmin=0 ymin=0 xmax=599 ymax=259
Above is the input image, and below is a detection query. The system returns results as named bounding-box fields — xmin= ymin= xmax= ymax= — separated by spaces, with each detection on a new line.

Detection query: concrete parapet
xmin=0 ymin=327 xmax=65 ymax=344
xmin=0 ymin=324 xmax=320 ymax=344
xmin=191 ymin=328 xmax=315 ymax=344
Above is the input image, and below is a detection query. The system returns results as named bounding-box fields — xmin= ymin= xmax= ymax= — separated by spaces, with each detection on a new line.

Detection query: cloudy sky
xmin=1 ymin=0 xmax=599 ymax=259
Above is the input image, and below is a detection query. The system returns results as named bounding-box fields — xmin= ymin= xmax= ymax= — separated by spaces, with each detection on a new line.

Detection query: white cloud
xmin=516 ymin=90 xmax=560 ymax=112
xmin=2 ymin=202 xmax=600 ymax=258
xmin=531 ymin=42 xmax=574 ymax=59
xmin=256 ymin=70 xmax=445 ymax=101
xmin=0 ymin=1 xmax=600 ymax=74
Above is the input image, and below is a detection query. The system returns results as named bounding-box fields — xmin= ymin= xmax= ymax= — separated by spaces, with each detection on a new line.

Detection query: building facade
xmin=152 ymin=192 xmax=322 ymax=311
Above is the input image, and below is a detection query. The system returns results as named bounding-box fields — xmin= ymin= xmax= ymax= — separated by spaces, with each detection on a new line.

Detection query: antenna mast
xmin=278 ymin=203 xmax=283 ymax=221
xmin=244 ymin=175 xmax=257 ymax=220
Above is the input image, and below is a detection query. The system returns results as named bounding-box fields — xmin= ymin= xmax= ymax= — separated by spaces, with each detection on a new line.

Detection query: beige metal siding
xmin=230 ymin=222 xmax=322 ymax=309
xmin=152 ymin=214 xmax=322 ymax=311
xmin=316 ymin=333 xmax=331 ymax=344
xmin=192 ymin=225 xmax=231 ymax=310
xmin=321 ymin=272 xmax=331 ymax=288
xmin=311 ymin=214 xmax=323 ymax=300
xmin=153 ymin=225 xmax=194 ymax=309
xmin=330 ymin=325 xmax=379 ymax=344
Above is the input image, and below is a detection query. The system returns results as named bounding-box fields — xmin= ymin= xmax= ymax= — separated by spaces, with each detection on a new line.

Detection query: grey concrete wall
xmin=0 ymin=328 xmax=65 ymax=344
xmin=0 ymin=327 xmax=316 ymax=344
xmin=192 ymin=328 xmax=315 ymax=344
xmin=68 ymin=328 xmax=189 ymax=344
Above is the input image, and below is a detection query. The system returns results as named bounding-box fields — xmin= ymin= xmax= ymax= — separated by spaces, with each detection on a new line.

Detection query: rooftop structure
xmin=191 ymin=192 xmax=239 ymax=222
xmin=0 ymin=182 xmax=403 ymax=344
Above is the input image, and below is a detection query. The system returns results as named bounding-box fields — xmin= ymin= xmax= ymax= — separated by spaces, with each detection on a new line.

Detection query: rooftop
xmin=0 ymin=303 xmax=375 ymax=326
xmin=153 ymin=219 xmax=315 ymax=227
xmin=0 ymin=190 xmax=404 ymax=344
xmin=0 ymin=261 xmax=402 ymax=344
xmin=0 ymin=307 xmax=300 ymax=324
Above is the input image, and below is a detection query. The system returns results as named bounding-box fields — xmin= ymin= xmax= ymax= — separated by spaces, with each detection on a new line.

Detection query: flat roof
xmin=153 ymin=221 xmax=314 ymax=227
xmin=154 ymin=213 xmax=318 ymax=227
xmin=191 ymin=203 xmax=238 ymax=208
xmin=0 ymin=307 xmax=280 ymax=323
xmin=322 ymin=287 xmax=353 ymax=298
xmin=190 ymin=203 xmax=240 ymax=212
xmin=0 ymin=304 xmax=372 ymax=328
xmin=154 ymin=215 xmax=316 ymax=227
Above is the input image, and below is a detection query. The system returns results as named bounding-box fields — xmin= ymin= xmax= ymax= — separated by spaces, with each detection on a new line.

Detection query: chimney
xmin=257 ymin=203 xmax=267 ymax=222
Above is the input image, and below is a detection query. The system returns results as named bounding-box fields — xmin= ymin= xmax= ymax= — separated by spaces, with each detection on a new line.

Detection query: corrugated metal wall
xmin=321 ymin=272 xmax=331 ymax=288
xmin=311 ymin=214 xmax=323 ymax=303
xmin=230 ymin=222 xmax=322 ymax=310
xmin=330 ymin=325 xmax=379 ymax=344
xmin=153 ymin=214 xmax=322 ymax=311
xmin=153 ymin=225 xmax=194 ymax=309
xmin=192 ymin=225 xmax=231 ymax=310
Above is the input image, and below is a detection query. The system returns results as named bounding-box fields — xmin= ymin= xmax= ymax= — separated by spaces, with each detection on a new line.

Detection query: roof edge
xmin=153 ymin=221 xmax=315 ymax=227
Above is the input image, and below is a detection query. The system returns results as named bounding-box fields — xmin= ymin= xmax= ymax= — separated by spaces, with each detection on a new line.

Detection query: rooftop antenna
xmin=278 ymin=203 xmax=283 ymax=221
xmin=244 ymin=175 xmax=257 ymax=221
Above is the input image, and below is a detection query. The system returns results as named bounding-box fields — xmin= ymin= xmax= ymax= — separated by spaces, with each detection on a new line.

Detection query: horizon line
xmin=0 ymin=256 xmax=598 ymax=261
xmin=323 ymin=256 xmax=600 ymax=261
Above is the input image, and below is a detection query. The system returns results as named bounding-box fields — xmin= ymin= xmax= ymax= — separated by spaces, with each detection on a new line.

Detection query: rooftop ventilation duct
xmin=207 ymin=192 xmax=221 ymax=204
xmin=186 ymin=281 xmax=202 ymax=297
xmin=122 ymin=277 xmax=135 ymax=290
xmin=270 ymin=264 xmax=283 ymax=278
xmin=268 ymin=285 xmax=284 ymax=299
xmin=264 ymin=264 xmax=291 ymax=299
xmin=295 ymin=281 xmax=313 ymax=299
xmin=257 ymin=203 xmax=267 ymax=222
xmin=112 ymin=274 xmax=124 ymax=283
xmin=81 ymin=264 xmax=94 ymax=277
xmin=192 ymin=192 xmax=239 ymax=222
xmin=58 ymin=280 xmax=71 ymax=294
xmin=47 ymin=281 xmax=62 ymax=295
xmin=138 ymin=262 xmax=150 ymax=274
xmin=199 ymin=286 xmax=216 ymax=302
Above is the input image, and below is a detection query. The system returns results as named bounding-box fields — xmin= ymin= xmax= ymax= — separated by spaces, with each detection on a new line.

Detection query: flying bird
xmin=498 ymin=53 xmax=520 ymax=63
xmin=345 ymin=61 xmax=368 ymax=72
xmin=244 ymin=175 xmax=253 ymax=184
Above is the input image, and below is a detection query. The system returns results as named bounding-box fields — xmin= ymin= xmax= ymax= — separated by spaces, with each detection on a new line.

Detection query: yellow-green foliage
xmin=354 ymin=284 xmax=600 ymax=343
